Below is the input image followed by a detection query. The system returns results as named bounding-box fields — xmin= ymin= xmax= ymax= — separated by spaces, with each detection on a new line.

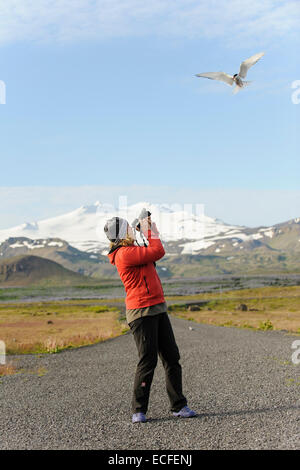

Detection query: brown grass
xmin=0 ymin=362 xmax=48 ymax=377
xmin=0 ymin=362 xmax=17 ymax=376
xmin=172 ymin=309 xmax=300 ymax=332
xmin=0 ymin=301 xmax=129 ymax=354
xmin=169 ymin=288 xmax=300 ymax=333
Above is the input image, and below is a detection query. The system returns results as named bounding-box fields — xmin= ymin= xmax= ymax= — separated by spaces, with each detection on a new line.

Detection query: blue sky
xmin=0 ymin=0 xmax=299 ymax=228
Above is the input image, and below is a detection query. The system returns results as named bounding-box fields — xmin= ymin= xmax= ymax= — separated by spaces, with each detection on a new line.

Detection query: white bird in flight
xmin=195 ymin=52 xmax=265 ymax=94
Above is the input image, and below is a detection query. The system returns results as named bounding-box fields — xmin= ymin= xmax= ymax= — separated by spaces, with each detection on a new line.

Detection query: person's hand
xmin=139 ymin=217 xmax=151 ymax=234
xmin=150 ymin=222 xmax=159 ymax=237
xmin=140 ymin=218 xmax=159 ymax=238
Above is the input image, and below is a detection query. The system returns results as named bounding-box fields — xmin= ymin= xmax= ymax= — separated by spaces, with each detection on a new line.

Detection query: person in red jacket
xmin=104 ymin=212 xmax=197 ymax=423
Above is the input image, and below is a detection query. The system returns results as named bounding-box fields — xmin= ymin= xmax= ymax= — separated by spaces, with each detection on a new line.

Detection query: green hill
xmin=0 ymin=254 xmax=101 ymax=287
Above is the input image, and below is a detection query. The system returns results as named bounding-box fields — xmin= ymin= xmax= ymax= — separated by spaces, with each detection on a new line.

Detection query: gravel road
xmin=0 ymin=315 xmax=299 ymax=450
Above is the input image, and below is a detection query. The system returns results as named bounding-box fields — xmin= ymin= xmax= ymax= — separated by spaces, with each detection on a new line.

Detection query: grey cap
xmin=104 ymin=217 xmax=128 ymax=242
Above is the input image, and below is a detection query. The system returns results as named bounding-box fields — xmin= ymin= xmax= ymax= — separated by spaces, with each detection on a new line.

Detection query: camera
xmin=132 ymin=209 xmax=152 ymax=232
xmin=139 ymin=208 xmax=151 ymax=220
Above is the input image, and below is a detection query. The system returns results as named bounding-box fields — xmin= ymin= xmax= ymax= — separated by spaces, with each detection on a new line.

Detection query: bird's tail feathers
xmin=232 ymin=81 xmax=253 ymax=95
xmin=232 ymin=86 xmax=242 ymax=95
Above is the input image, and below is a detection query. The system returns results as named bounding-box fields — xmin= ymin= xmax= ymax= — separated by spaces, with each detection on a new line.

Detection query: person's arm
xmin=117 ymin=228 xmax=165 ymax=266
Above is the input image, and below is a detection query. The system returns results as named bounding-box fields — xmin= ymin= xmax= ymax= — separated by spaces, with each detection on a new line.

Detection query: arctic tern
xmin=196 ymin=52 xmax=265 ymax=94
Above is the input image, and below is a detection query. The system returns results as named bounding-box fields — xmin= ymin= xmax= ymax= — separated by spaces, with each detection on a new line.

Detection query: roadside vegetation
xmin=167 ymin=285 xmax=300 ymax=333
xmin=0 ymin=300 xmax=129 ymax=357
xmin=0 ymin=285 xmax=299 ymax=376
xmin=0 ymin=362 xmax=17 ymax=377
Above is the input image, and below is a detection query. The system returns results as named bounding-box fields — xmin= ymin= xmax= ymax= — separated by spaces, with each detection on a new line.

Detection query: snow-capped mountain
xmin=0 ymin=201 xmax=299 ymax=256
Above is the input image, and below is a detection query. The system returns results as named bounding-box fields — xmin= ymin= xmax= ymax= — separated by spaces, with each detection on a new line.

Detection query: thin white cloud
xmin=0 ymin=0 xmax=298 ymax=46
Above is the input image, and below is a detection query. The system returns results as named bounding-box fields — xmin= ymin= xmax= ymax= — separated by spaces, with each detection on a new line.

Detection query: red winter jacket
xmin=107 ymin=229 xmax=165 ymax=309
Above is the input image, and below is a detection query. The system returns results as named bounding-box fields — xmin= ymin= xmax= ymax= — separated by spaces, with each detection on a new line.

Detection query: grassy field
xmin=167 ymin=285 xmax=300 ymax=333
xmin=0 ymin=300 xmax=128 ymax=357
xmin=1 ymin=284 xmax=299 ymax=376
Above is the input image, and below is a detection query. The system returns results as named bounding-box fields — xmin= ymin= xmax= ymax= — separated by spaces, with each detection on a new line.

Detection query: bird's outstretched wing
xmin=239 ymin=52 xmax=264 ymax=78
xmin=195 ymin=72 xmax=234 ymax=86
